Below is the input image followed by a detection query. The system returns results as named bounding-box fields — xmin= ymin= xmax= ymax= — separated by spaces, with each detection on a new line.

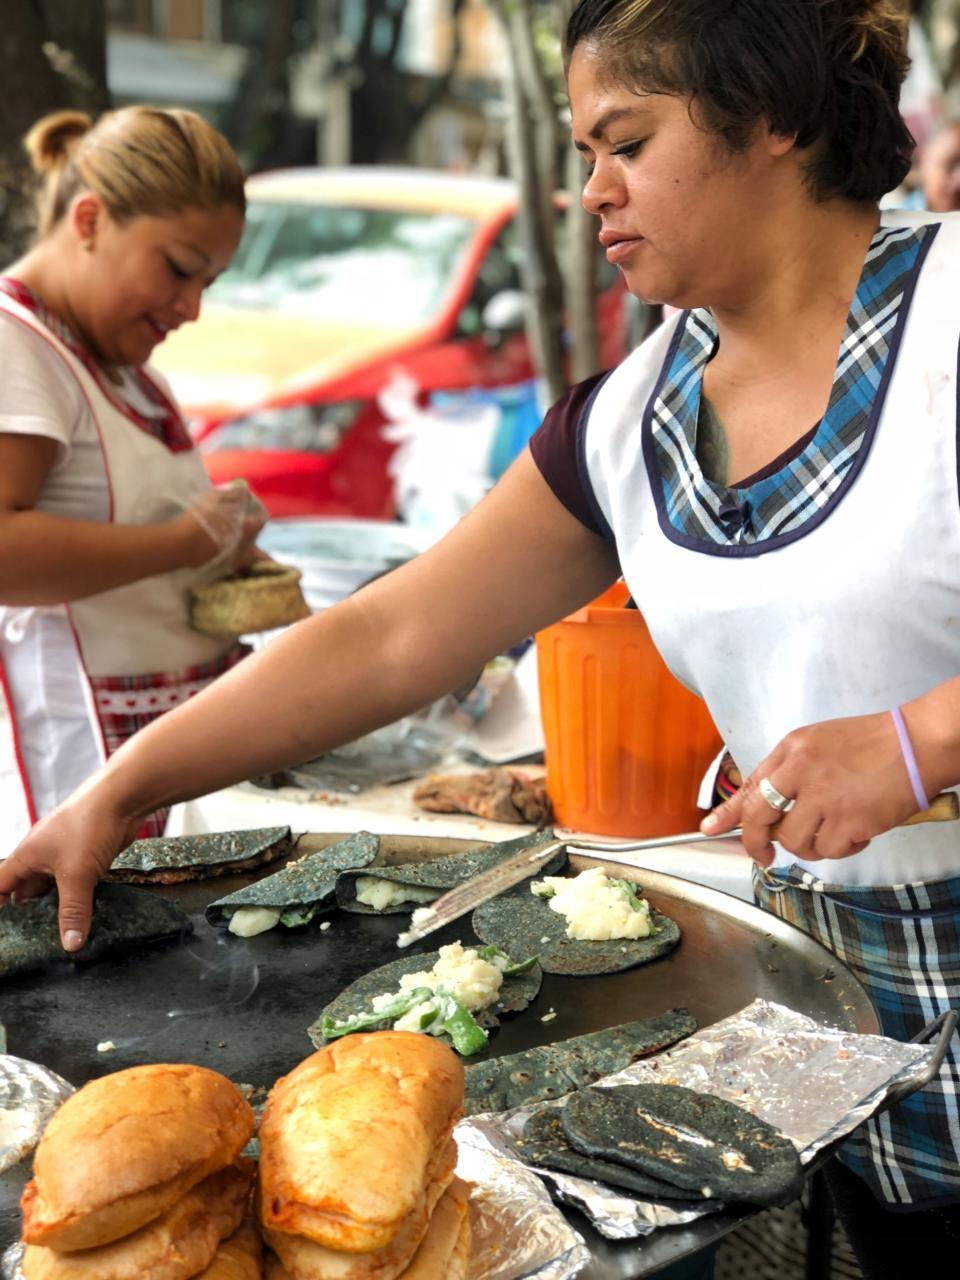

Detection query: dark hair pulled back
xmin=565 ymin=0 xmax=914 ymax=203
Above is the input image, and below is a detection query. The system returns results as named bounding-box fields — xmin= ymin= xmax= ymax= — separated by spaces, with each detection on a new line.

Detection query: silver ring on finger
xmin=758 ymin=776 xmax=794 ymax=813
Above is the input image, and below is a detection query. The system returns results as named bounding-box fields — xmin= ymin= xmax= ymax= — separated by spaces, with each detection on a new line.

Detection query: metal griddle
xmin=0 ymin=834 xmax=880 ymax=1278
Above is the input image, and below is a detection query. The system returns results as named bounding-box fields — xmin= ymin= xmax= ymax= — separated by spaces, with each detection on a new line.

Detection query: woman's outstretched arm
xmin=0 ymin=449 xmax=621 ymax=948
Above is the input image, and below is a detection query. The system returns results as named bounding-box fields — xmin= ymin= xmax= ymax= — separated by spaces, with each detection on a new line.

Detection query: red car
xmin=151 ymin=167 xmax=628 ymax=518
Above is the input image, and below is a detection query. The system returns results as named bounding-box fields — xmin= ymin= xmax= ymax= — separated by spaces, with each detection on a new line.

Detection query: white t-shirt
xmin=0 ymin=313 xmax=178 ymax=524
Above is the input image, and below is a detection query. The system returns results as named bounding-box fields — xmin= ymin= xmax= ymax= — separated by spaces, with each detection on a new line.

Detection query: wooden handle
xmin=902 ymin=791 xmax=959 ymax=825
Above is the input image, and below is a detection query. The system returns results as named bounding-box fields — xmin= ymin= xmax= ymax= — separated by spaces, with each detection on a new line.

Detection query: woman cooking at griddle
xmin=2 ymin=2 xmax=956 ymax=1271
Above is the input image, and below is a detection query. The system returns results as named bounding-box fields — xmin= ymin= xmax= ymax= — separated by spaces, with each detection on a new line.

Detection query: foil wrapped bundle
xmin=457 ymin=999 xmax=936 ymax=1242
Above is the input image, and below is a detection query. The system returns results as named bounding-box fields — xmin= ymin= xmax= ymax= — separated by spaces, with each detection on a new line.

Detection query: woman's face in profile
xmin=73 ymin=201 xmax=244 ymax=367
xmin=567 ymin=44 xmax=793 ymax=311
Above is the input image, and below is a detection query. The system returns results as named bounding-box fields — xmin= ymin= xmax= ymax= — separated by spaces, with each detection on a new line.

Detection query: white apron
xmin=583 ymin=213 xmax=960 ymax=887
xmin=0 ymin=294 xmax=235 ymax=856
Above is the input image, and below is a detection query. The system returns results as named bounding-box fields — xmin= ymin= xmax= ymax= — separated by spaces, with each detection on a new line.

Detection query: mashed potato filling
xmin=531 ymin=867 xmax=654 ymax=940
xmin=354 ymin=876 xmax=438 ymax=911
xmin=371 ymin=941 xmax=507 ymax=1031
xmin=227 ymin=907 xmax=282 ymax=937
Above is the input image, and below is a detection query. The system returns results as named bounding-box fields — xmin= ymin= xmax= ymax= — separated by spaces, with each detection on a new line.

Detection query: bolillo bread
xmin=263 ymin=1139 xmax=457 ymax=1280
xmin=263 ymin=1183 xmax=472 ymax=1279
xmin=259 ymin=1032 xmax=464 ymax=1254
xmin=21 ymin=1063 xmax=254 ymax=1251
xmin=263 ymin=1178 xmax=470 ymax=1280
xmin=397 ymin=1178 xmax=471 ymax=1280
xmin=196 ymin=1220 xmax=264 ymax=1279
xmin=21 ymin=1160 xmax=254 ymax=1280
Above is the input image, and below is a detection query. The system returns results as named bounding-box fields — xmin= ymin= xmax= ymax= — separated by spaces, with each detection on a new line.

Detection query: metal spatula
xmin=395 ymin=791 xmax=959 ymax=948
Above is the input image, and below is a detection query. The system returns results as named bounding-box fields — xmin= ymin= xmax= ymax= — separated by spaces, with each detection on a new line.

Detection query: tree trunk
xmin=498 ymin=0 xmax=567 ymax=402
xmin=564 ymin=137 xmax=600 ymax=381
xmin=0 ymin=0 xmax=109 ymax=267
xmin=223 ymin=0 xmax=300 ymax=170
xmin=553 ymin=0 xmax=600 ymax=380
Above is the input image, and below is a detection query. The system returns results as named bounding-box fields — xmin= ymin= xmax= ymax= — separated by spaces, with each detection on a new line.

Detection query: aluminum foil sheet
xmin=0 ymin=1055 xmax=73 ymax=1175
xmin=465 ymin=998 xmax=936 ymax=1240
xmin=458 ymin=1124 xmax=591 ymax=1280
xmin=0 ymin=1243 xmax=20 ymax=1280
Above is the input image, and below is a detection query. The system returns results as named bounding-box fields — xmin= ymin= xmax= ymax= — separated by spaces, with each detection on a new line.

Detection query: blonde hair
xmin=24 ymin=105 xmax=246 ymax=238
xmin=565 ymin=0 xmax=914 ymax=203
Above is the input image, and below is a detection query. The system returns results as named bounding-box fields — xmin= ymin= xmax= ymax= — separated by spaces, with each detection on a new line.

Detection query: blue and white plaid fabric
xmin=650 ymin=225 xmax=931 ymax=545
xmin=753 ymin=866 xmax=960 ymax=1208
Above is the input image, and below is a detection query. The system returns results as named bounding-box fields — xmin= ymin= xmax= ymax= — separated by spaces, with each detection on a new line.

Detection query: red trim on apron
xmin=64 ymin=607 xmax=110 ymax=766
xmin=0 ymin=653 xmax=38 ymax=825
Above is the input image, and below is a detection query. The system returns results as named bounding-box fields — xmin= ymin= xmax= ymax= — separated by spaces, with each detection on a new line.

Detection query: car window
xmin=208 ymin=202 xmax=477 ymax=326
xmin=457 ymin=210 xmax=620 ymax=336
xmin=457 ymin=218 xmax=523 ymax=335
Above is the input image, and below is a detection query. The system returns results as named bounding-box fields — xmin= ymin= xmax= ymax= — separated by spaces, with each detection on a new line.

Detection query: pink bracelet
xmin=890 ymin=707 xmax=929 ymax=812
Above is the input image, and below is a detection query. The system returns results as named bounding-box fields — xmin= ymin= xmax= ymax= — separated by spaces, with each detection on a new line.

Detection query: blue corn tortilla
xmin=471 ymin=875 xmax=680 ymax=975
xmin=462 ymin=1008 xmax=697 ymax=1114
xmin=335 ymin=828 xmax=566 ymax=913
xmin=307 ymin=947 xmax=543 ymax=1051
xmin=0 ymin=885 xmax=190 ymax=978
xmin=107 ymin=826 xmax=293 ymax=884
xmin=560 ymin=1083 xmax=805 ymax=1206
xmin=509 ymin=1106 xmax=698 ymax=1200
xmin=206 ymin=831 xmax=379 ymax=928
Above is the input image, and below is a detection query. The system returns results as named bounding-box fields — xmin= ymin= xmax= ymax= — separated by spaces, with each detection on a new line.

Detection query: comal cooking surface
xmin=0 ymin=835 xmax=877 ymax=1278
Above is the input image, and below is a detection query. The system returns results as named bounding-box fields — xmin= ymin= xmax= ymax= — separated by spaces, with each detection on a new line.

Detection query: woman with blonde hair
xmin=3 ymin=4 xmax=959 ymax=1268
xmin=0 ymin=105 xmax=265 ymax=848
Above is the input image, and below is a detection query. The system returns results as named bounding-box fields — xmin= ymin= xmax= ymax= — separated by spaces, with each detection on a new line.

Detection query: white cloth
xmin=0 ymin=295 xmax=234 ymax=855
xmin=582 ymin=211 xmax=960 ymax=887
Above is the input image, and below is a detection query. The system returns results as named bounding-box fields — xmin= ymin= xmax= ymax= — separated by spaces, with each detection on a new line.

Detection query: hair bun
xmin=823 ymin=0 xmax=908 ymax=63
xmin=23 ymin=110 xmax=92 ymax=175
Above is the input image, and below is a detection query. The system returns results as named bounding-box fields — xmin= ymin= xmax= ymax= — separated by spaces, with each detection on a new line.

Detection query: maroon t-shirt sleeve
xmin=528 ymin=371 xmax=612 ymax=539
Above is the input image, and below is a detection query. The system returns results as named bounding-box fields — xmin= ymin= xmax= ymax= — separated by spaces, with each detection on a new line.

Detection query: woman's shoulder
xmin=541 ymin=312 xmax=685 ymax=435
xmin=881 ymin=208 xmax=960 ymax=256
xmin=584 ymin=312 xmax=685 ymax=433
xmin=0 ymin=306 xmax=86 ymax=432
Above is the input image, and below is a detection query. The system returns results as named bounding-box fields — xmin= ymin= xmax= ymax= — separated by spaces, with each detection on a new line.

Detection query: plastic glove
xmin=186 ymin=482 xmax=268 ymax=573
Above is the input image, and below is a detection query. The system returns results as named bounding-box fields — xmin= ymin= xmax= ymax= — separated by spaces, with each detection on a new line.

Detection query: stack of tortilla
xmin=510 ymin=1082 xmax=804 ymax=1207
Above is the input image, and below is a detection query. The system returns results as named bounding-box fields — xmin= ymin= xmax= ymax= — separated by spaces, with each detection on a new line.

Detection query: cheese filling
xmin=530 ymin=867 xmax=654 ymax=940
xmin=227 ymin=907 xmax=282 ymax=937
xmin=372 ymin=941 xmax=507 ymax=1032
xmin=354 ymin=876 xmax=438 ymax=911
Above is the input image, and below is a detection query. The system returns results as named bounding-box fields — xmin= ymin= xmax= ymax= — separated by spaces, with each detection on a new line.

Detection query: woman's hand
xmin=701 ymin=710 xmax=921 ymax=866
xmin=0 ymin=786 xmax=139 ymax=951
xmin=182 ymin=484 xmax=268 ymax=572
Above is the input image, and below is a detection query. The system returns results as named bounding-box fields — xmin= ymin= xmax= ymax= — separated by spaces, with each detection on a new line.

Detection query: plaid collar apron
xmin=647 ymin=223 xmax=932 ymax=548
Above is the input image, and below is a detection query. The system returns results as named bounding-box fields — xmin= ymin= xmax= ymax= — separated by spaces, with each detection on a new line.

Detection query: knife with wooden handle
xmin=395 ymin=791 xmax=959 ymax=948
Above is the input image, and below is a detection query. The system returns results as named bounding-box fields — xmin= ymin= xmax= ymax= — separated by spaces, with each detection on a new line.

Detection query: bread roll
xmin=262 ymin=1178 xmax=470 ymax=1280
xmin=22 ymin=1064 xmax=254 ymax=1251
xmin=259 ymin=1032 xmax=463 ymax=1253
xmin=397 ymin=1179 xmax=471 ymax=1280
xmin=197 ymin=1220 xmax=263 ymax=1279
xmin=263 ymin=1139 xmax=456 ymax=1280
xmin=21 ymin=1160 xmax=253 ymax=1280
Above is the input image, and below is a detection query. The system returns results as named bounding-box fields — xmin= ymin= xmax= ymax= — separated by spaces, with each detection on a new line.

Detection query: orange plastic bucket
xmin=536 ymin=582 xmax=722 ymax=837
